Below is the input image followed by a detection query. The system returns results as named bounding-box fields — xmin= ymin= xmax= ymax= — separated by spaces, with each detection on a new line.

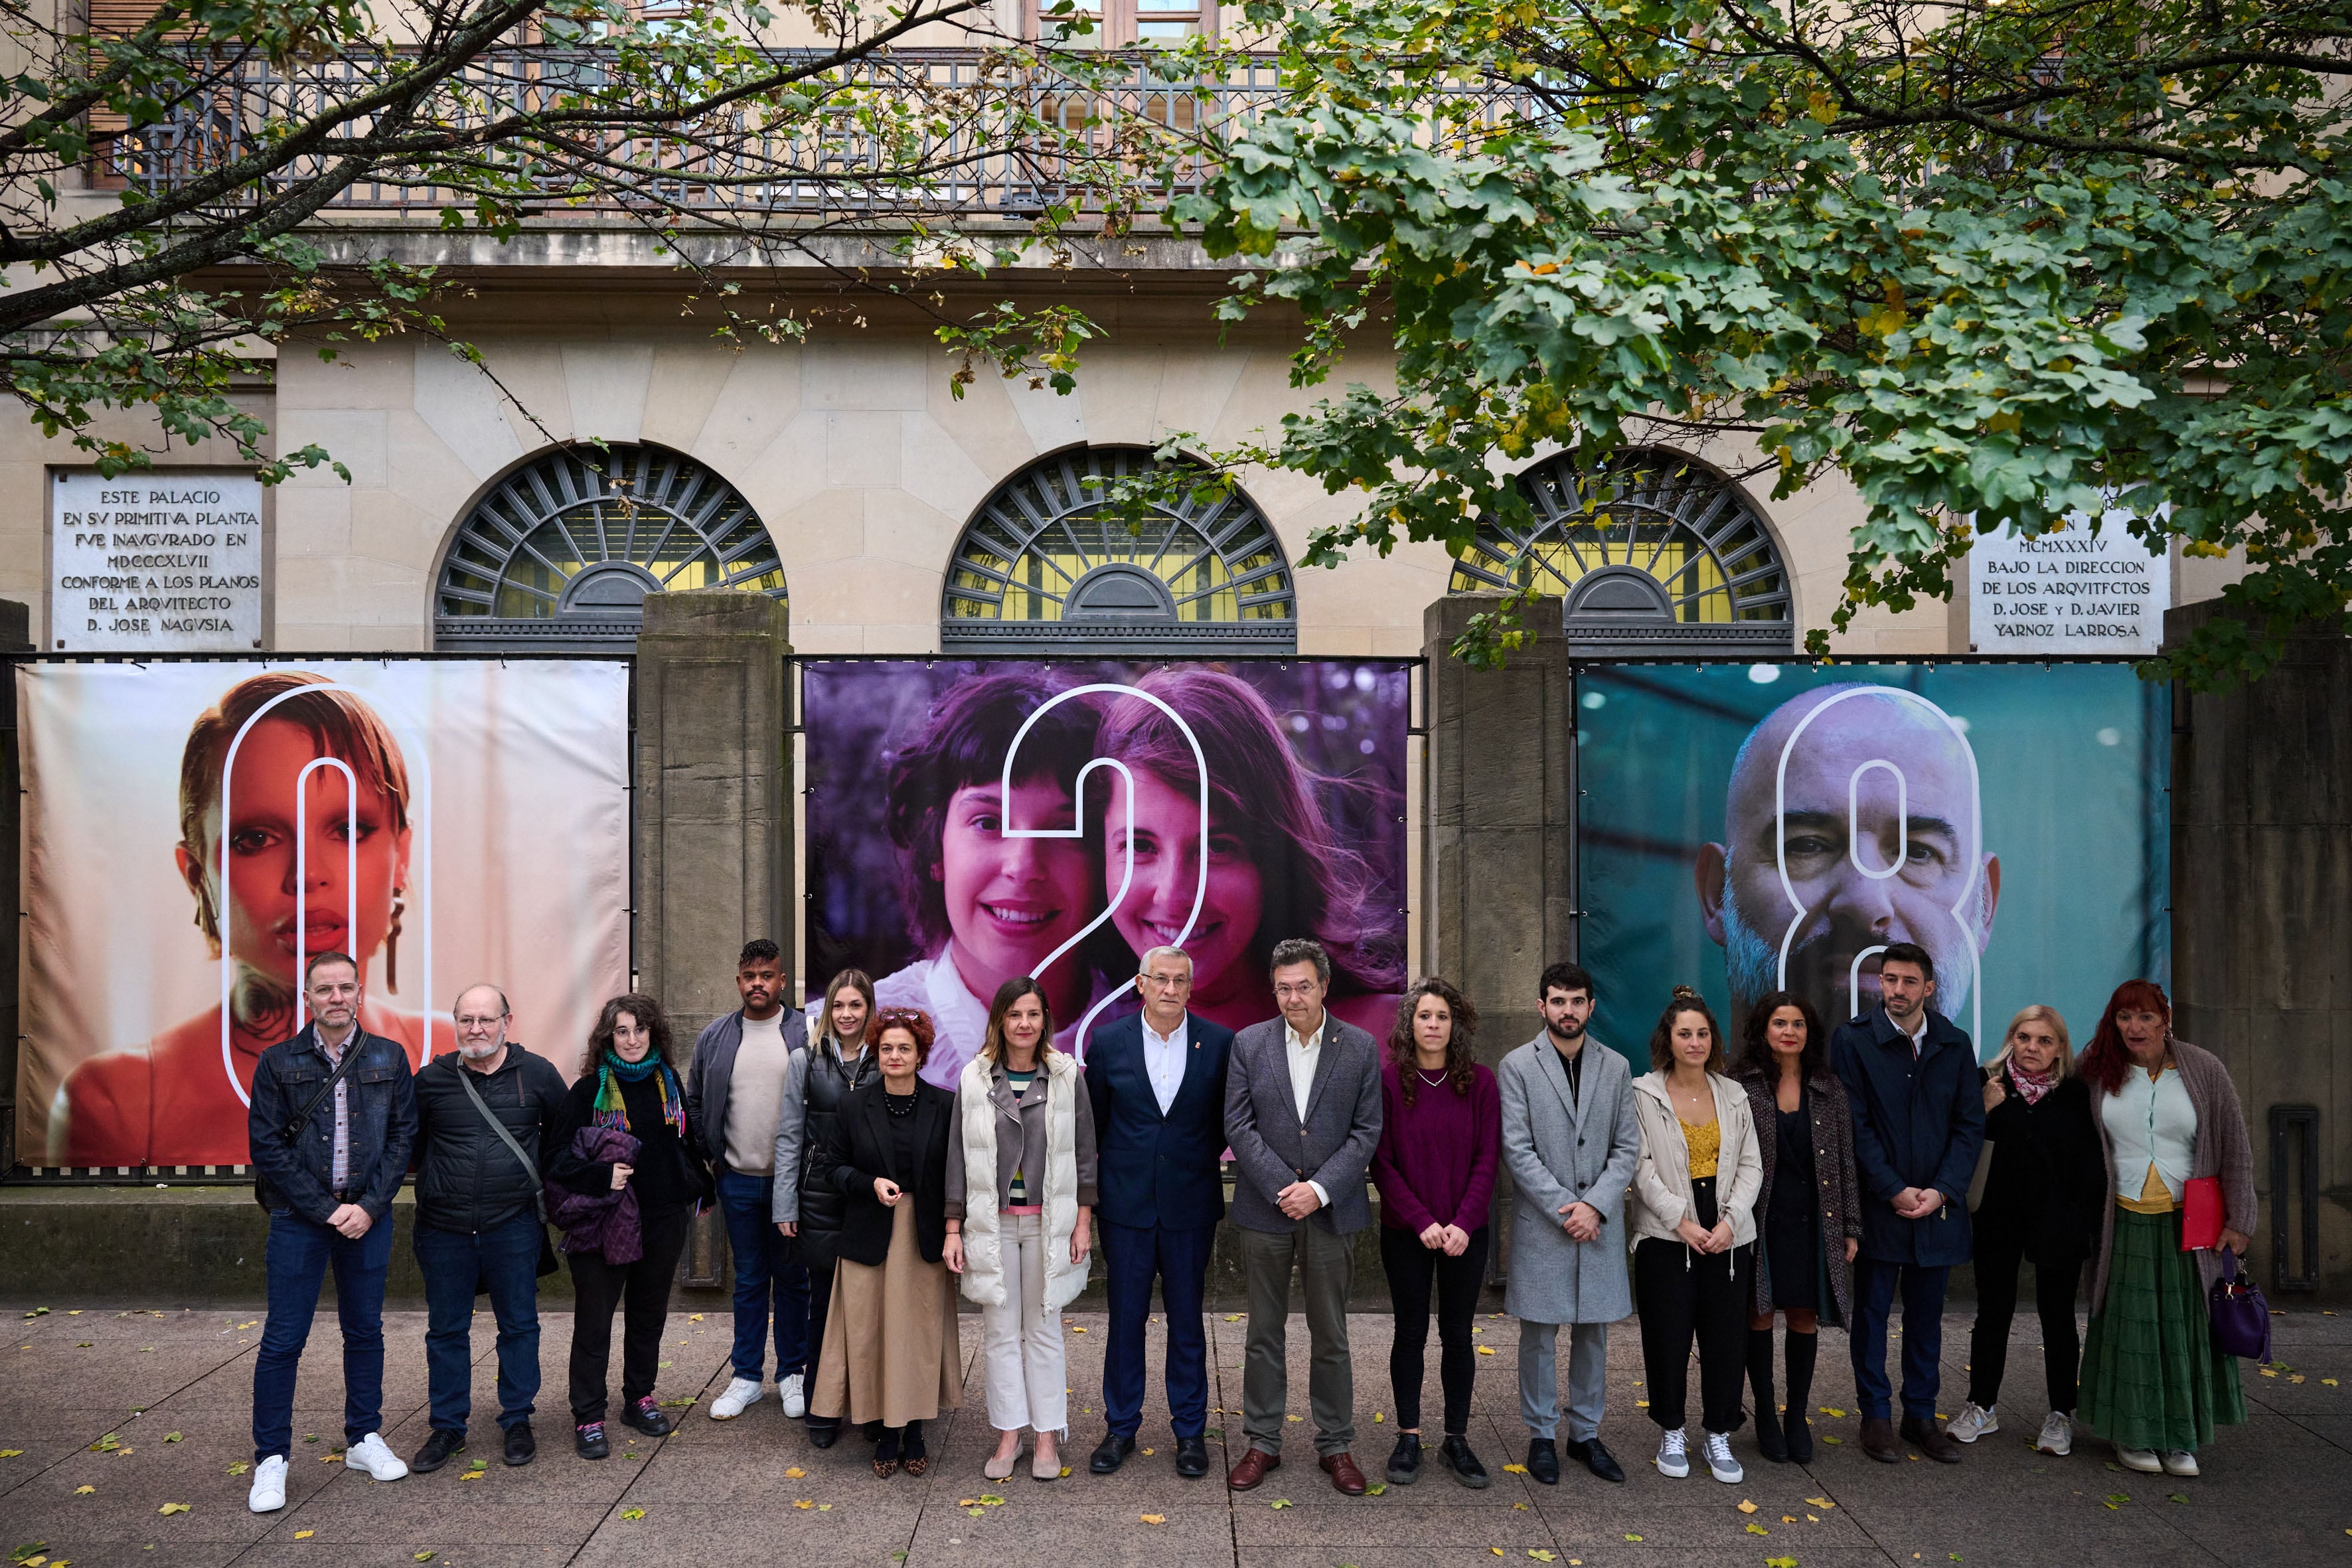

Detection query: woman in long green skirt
xmin=2074 ymin=981 xmax=2254 ymax=1477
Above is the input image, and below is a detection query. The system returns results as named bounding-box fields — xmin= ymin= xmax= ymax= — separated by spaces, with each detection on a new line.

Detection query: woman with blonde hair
xmin=1946 ymin=1005 xmax=2106 ymax=1456
xmin=944 ymin=976 xmax=1098 ymax=1481
xmin=1628 ymin=986 xmax=1763 ymax=1484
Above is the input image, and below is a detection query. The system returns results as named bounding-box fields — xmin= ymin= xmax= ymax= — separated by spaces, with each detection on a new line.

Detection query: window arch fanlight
xmin=941 ymin=445 xmax=1296 ymax=653
xmin=1448 ymin=447 xmax=1796 ymax=653
xmin=434 ymin=443 xmax=785 ymax=651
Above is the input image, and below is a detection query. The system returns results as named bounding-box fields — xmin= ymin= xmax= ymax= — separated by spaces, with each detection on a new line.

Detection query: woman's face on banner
xmin=935 ymin=776 xmax=1093 ymax=980
xmin=187 ymin=718 xmax=408 ymax=987
xmin=1106 ymin=767 xmax=1263 ymax=1000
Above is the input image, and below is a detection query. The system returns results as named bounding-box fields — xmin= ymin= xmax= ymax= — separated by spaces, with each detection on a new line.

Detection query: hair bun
xmin=1671 ymin=984 xmax=1701 ymax=1003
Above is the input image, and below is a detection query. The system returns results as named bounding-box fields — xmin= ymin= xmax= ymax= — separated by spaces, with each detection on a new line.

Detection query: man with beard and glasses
xmin=1498 ymin=962 xmax=1640 ymax=1488
xmin=1696 ymin=683 xmax=2001 ymax=1044
xmin=407 ymin=984 xmax=570 ymax=1472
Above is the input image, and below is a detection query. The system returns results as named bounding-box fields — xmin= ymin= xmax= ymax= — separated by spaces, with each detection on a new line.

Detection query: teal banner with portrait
xmin=1575 ymin=662 xmax=2169 ymax=1067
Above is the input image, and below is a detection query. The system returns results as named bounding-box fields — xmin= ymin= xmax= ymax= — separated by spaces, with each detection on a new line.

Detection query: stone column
xmin=0 ymin=598 xmax=32 ymax=1172
xmin=2167 ymin=601 xmax=2351 ymax=1298
xmin=633 ymin=589 xmax=791 ymax=1293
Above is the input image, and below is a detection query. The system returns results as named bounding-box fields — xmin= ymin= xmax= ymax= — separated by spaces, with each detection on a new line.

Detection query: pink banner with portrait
xmin=16 ymin=660 xmax=631 ymax=1169
xmin=802 ymin=659 xmax=1413 ymax=1091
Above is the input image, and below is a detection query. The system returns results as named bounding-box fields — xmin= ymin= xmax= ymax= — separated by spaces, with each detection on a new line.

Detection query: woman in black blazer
xmin=805 ymin=1006 xmax=962 ymax=1476
xmin=1946 ymin=1006 xmax=2106 ymax=1458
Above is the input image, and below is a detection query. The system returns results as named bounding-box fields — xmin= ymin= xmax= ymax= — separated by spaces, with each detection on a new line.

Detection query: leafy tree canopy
xmin=1176 ymin=0 xmax=2352 ymax=686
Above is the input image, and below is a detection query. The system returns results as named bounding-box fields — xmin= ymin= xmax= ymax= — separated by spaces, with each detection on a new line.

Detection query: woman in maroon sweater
xmin=1371 ymin=977 xmax=1502 ymax=1489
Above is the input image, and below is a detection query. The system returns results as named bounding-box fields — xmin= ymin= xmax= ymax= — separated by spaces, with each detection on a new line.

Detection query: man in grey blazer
xmin=1223 ymin=938 xmax=1384 ymax=1496
xmin=1499 ymin=961 xmax=1640 ymax=1486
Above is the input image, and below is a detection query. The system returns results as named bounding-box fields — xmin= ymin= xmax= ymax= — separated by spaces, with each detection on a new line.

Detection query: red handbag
xmin=2179 ymin=1175 xmax=2225 ymax=1251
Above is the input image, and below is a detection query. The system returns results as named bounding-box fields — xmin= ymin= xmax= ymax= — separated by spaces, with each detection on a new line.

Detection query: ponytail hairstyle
xmin=1648 ymin=984 xmax=1726 ymax=1075
xmin=1387 ymin=976 xmax=1478 ymax=1106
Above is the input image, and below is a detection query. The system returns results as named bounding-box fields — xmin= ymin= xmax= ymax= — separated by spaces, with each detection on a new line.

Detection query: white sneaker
xmin=2116 ymin=1445 xmax=2163 ymax=1473
xmin=345 ymin=1433 xmax=408 ymax=1481
xmin=710 ymin=1375 xmax=764 ymax=1420
xmin=1655 ymin=1427 xmax=1690 ymax=1478
xmin=247 ymin=1454 xmax=288 ymax=1513
xmin=779 ymin=1372 xmax=807 ymax=1419
xmin=1946 ymin=1402 xmax=1998 ymax=1444
xmin=2036 ymin=1410 xmax=2074 ymax=1456
xmin=1702 ymin=1431 xmax=1742 ymax=1484
xmin=2161 ymin=1449 xmax=2199 ymax=1477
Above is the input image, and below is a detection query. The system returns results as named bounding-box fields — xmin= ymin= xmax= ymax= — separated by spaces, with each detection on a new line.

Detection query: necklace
xmin=1417 ymin=1067 xmax=1449 ymax=1088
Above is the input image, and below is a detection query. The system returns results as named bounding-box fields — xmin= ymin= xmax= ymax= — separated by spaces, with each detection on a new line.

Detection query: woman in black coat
xmin=805 ymin=1006 xmax=962 ymax=1477
xmin=1945 ymin=1005 xmax=2106 ymax=1458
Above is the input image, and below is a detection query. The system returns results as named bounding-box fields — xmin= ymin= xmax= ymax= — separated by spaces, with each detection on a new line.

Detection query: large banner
xmin=804 ymin=659 xmax=1412 ymax=1090
xmin=17 ymin=661 xmax=631 ymax=1168
xmin=1576 ymin=663 xmax=2169 ymax=1067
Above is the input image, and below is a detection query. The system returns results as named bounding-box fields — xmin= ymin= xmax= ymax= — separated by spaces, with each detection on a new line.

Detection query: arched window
xmin=942 ymin=445 xmax=1296 ymax=653
xmin=1449 ymin=449 xmax=1795 ymax=652
xmin=434 ymin=443 xmax=785 ymax=651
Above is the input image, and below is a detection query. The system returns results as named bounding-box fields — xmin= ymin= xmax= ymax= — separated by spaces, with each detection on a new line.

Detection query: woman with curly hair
xmin=1369 ymin=977 xmax=1500 ymax=1488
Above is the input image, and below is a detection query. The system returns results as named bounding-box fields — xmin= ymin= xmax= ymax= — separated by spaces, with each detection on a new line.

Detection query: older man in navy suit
xmin=1084 ymin=946 xmax=1235 ymax=1479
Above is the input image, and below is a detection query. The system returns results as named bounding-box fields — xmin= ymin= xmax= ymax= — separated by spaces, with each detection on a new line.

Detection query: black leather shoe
xmin=1525 ymin=1437 xmax=1559 ymax=1486
xmin=1755 ymin=1401 xmax=1789 ymax=1463
xmin=410 ymin=1427 xmax=465 ymax=1473
xmin=503 ymin=1424 xmax=535 ymax=1467
xmin=1385 ymin=1433 xmax=1422 ymax=1486
xmin=1563 ymin=1437 xmax=1625 ymax=1484
xmin=574 ymin=1421 xmax=609 ymax=1461
xmin=618 ymin=1396 xmax=672 ymax=1438
xmin=1090 ymin=1433 xmax=1136 ymax=1474
xmin=807 ymin=1420 xmax=840 ymax=1450
xmin=1784 ymin=1411 xmax=1814 ymax=1463
xmin=1174 ymin=1437 xmax=1210 ymax=1478
xmin=1439 ymin=1434 xmax=1490 ymax=1488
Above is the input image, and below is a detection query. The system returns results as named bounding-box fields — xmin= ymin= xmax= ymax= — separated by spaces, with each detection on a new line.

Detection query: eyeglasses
xmin=453 ymin=1014 xmax=507 ymax=1030
xmin=1138 ymin=973 xmax=1191 ymax=990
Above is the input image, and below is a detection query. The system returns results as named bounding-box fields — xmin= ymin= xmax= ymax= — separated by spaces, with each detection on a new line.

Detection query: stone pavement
xmin=2 ymin=1298 xmax=2348 ymax=1568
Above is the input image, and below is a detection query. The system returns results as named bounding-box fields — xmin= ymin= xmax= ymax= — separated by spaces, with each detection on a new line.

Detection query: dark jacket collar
xmin=1868 ymin=1006 xmax=1965 ymax=1054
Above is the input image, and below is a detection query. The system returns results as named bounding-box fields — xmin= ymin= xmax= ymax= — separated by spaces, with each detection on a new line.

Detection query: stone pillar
xmin=0 ymin=598 xmax=33 ymax=1172
xmin=2167 ymin=601 xmax=2351 ymax=1298
xmin=633 ymin=589 xmax=791 ymax=1292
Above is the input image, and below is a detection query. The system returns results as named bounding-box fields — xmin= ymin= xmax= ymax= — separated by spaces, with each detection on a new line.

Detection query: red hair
xmin=2077 ymin=979 xmax=2172 ymax=1095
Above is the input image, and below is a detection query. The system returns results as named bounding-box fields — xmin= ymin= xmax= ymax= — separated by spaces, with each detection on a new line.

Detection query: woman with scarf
xmin=1944 ymin=1006 xmax=2106 ymax=1458
xmin=546 ymin=993 xmax=712 ymax=1461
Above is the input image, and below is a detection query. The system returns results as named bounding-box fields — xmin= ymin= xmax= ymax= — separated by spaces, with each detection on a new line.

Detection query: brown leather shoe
xmin=1227 ymin=1447 xmax=1281 ymax=1490
xmin=1902 ymin=1416 xmax=1963 ymax=1464
xmin=1320 ymin=1452 xmax=1369 ymax=1495
xmin=1860 ymin=1417 xmax=1903 ymax=1464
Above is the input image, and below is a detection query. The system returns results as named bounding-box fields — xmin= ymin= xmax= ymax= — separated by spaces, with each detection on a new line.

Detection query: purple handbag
xmin=2207 ymin=1247 xmax=2272 ymax=1364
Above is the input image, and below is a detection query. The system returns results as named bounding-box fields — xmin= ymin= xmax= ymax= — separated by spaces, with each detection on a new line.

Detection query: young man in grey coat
xmin=1223 ymin=937 xmax=1385 ymax=1497
xmin=1499 ymin=961 xmax=1640 ymax=1486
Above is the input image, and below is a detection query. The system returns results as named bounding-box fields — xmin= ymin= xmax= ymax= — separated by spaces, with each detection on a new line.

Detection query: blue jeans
xmin=718 ymin=1168 xmax=807 ymax=1381
xmin=415 ymin=1212 xmax=544 ymax=1433
xmin=1101 ymin=1221 xmax=1214 ymax=1440
xmin=252 ymin=1209 xmax=394 ymax=1462
xmin=1850 ymin=1258 xmax=1951 ymax=1421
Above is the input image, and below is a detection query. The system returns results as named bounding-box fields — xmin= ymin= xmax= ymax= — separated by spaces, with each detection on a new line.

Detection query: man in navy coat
xmin=1085 ymin=945 xmax=1235 ymax=1479
xmin=1831 ymin=942 xmax=1985 ymax=1466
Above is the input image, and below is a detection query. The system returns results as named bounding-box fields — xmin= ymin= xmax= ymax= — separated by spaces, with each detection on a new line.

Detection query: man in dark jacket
xmin=1083 ymin=946 xmax=1235 ymax=1479
xmin=245 ymin=953 xmax=417 ymax=1514
xmin=1830 ymin=943 xmax=1986 ymax=1465
xmin=408 ymin=983 xmax=570 ymax=1472
xmin=770 ymin=969 xmax=876 ymax=1447
xmin=685 ymin=939 xmax=812 ymax=1423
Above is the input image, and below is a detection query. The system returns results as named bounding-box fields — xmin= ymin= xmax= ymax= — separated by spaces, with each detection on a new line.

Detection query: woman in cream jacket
xmin=1628 ymin=986 xmax=1763 ymax=1485
xmin=943 ymin=977 xmax=1098 ymax=1482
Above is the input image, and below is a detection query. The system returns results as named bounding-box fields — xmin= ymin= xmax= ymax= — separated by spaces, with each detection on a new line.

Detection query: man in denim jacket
xmin=244 ymin=951 xmax=419 ymax=1512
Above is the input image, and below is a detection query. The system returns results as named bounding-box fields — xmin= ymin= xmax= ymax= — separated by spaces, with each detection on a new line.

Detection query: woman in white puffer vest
xmin=943 ymin=976 xmax=1099 ymax=1482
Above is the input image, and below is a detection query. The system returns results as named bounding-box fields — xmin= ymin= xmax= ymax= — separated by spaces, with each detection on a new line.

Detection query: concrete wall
xmin=2167 ymin=601 xmax=2352 ymax=1298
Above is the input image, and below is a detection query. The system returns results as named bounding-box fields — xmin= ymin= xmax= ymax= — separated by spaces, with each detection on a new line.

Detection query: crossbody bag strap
xmin=283 ymin=1036 xmax=370 ymax=1145
xmin=454 ymin=1062 xmax=545 ymax=1213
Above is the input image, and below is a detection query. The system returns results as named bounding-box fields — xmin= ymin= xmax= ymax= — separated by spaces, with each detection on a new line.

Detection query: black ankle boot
xmin=1783 ymin=1330 xmax=1818 ymax=1463
xmin=1747 ymin=1328 xmax=1788 ymax=1462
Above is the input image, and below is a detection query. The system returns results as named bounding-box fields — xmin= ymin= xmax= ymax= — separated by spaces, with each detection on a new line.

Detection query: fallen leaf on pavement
xmin=1738 ymin=1500 xmax=1759 ymax=1514
xmin=1140 ymin=1514 xmax=1165 ymax=1525
xmin=293 ymin=1532 xmax=314 ymax=1541
xmin=785 ymin=1467 xmax=807 ymax=1479
xmin=793 ymin=1500 xmax=815 ymax=1510
xmin=156 ymin=1504 xmax=188 ymax=1516
xmin=620 ymin=1507 xmax=647 ymax=1521
xmin=1502 ymin=1462 xmax=1528 ymax=1474
xmin=1747 ymin=1523 xmax=1770 ymax=1535
xmin=1820 ymin=1407 xmax=1846 ymax=1417
xmin=162 ymin=1435 xmax=181 ymax=1444
xmin=72 ymin=1487 xmax=93 ymax=1496
xmin=1804 ymin=1497 xmax=1834 ymax=1508
xmin=1271 ymin=1498 xmax=1292 ymax=1509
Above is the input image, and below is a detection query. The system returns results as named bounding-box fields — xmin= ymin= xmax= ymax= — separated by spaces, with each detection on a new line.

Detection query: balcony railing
xmin=100 ymin=46 xmax=1308 ymax=220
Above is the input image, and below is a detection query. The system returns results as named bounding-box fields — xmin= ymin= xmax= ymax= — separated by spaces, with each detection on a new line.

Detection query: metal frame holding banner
xmin=1567 ymin=657 xmax=2171 ymax=1069
xmin=3 ymin=651 xmax=637 ymax=1182
xmin=796 ymin=655 xmax=1421 ymax=1092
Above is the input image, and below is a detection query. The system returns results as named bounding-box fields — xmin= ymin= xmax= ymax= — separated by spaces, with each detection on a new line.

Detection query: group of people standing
xmin=236 ymin=933 xmax=2257 ymax=1516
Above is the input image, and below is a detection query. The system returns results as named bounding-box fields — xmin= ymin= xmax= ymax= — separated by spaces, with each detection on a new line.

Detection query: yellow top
xmin=1683 ymin=1116 xmax=1721 ymax=1180
xmin=2118 ymin=1161 xmax=2178 ymax=1215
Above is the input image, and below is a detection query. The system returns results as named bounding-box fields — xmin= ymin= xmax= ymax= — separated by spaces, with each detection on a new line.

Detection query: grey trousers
xmin=1518 ymin=1318 xmax=1609 ymax=1442
xmin=1239 ymin=1223 xmax=1356 ymax=1456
